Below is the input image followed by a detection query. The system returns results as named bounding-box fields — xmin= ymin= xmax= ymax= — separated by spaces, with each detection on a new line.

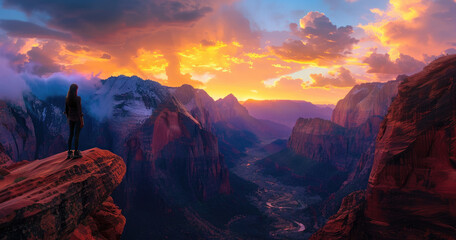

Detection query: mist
xmin=0 ymin=57 xmax=29 ymax=103
xmin=0 ymin=55 xmax=111 ymax=121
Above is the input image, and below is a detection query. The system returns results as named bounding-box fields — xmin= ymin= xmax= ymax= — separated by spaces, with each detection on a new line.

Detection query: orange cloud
xmin=360 ymin=0 xmax=456 ymax=60
xmin=1 ymin=1 xmax=400 ymax=105
xmin=309 ymin=67 xmax=356 ymax=88
xmin=363 ymin=51 xmax=425 ymax=75
xmin=270 ymin=12 xmax=358 ymax=66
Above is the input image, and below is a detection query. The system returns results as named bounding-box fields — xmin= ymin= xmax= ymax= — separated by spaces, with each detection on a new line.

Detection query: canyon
xmin=0 ymin=55 xmax=455 ymax=239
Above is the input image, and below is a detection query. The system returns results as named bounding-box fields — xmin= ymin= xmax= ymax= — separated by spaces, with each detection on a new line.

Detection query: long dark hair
xmin=66 ymin=84 xmax=79 ymax=104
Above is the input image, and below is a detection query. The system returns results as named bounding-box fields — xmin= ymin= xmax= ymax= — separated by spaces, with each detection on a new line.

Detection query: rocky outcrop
xmin=242 ymin=99 xmax=333 ymax=128
xmin=70 ymin=197 xmax=126 ymax=240
xmin=331 ymin=76 xmax=403 ymax=128
xmin=310 ymin=190 xmax=367 ymax=240
xmin=0 ymin=148 xmax=126 ymax=239
xmin=312 ymin=55 xmax=456 ymax=239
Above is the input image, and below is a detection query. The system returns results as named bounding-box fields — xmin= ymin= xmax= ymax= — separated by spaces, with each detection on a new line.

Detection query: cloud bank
xmin=270 ymin=11 xmax=358 ymax=66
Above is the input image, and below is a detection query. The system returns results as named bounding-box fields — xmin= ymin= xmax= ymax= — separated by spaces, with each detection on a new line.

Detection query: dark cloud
xmin=65 ymin=44 xmax=90 ymax=53
xmin=100 ymin=53 xmax=111 ymax=59
xmin=423 ymin=48 xmax=456 ymax=63
xmin=363 ymin=52 xmax=425 ymax=75
xmin=270 ymin=11 xmax=358 ymax=66
xmin=0 ymin=20 xmax=71 ymax=40
xmin=0 ymin=34 xmax=27 ymax=71
xmin=2 ymin=0 xmax=216 ymax=42
xmin=200 ymin=39 xmax=216 ymax=46
xmin=25 ymin=41 xmax=64 ymax=76
xmin=309 ymin=67 xmax=356 ymax=87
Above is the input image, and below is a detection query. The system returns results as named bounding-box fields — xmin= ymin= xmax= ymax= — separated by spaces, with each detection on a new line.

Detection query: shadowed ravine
xmin=230 ymin=145 xmax=319 ymax=239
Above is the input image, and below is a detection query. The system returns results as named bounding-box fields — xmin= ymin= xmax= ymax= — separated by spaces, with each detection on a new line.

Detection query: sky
xmin=0 ymin=0 xmax=455 ymax=104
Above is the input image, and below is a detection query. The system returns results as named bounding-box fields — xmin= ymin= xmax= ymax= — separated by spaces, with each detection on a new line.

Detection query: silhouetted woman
xmin=65 ymin=84 xmax=84 ymax=159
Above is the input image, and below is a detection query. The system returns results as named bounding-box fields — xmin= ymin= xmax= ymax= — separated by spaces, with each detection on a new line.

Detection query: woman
xmin=65 ymin=84 xmax=84 ymax=159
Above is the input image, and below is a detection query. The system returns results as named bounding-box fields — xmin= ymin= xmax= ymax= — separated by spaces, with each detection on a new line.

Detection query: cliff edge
xmin=0 ymin=148 xmax=126 ymax=240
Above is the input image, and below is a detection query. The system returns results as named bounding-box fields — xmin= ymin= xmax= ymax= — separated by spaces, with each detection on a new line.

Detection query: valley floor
xmin=230 ymin=146 xmax=321 ymax=239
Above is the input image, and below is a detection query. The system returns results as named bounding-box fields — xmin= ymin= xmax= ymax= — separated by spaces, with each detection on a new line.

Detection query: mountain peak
xmin=221 ymin=93 xmax=238 ymax=103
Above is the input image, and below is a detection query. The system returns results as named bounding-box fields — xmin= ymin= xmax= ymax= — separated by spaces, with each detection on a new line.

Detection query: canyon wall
xmin=312 ymin=55 xmax=456 ymax=239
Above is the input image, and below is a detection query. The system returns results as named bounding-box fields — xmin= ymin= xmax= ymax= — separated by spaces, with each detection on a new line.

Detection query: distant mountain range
xmin=242 ymin=99 xmax=334 ymax=128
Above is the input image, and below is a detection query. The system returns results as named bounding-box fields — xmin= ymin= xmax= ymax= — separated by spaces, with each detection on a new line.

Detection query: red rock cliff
xmin=312 ymin=55 xmax=456 ymax=239
xmin=0 ymin=148 xmax=126 ymax=240
xmin=364 ymin=54 xmax=456 ymax=239
xmin=331 ymin=77 xmax=402 ymax=128
xmin=288 ymin=117 xmax=381 ymax=172
xmin=123 ymin=96 xmax=230 ymax=201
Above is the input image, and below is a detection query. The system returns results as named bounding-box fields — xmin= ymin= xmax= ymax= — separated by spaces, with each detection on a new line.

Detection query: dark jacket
xmin=65 ymin=96 xmax=83 ymax=122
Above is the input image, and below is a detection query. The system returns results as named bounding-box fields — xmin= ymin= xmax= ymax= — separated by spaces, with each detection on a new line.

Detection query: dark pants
xmin=68 ymin=120 xmax=81 ymax=151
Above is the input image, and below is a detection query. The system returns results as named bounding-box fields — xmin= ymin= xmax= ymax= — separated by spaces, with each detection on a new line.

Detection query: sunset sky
xmin=0 ymin=0 xmax=455 ymax=104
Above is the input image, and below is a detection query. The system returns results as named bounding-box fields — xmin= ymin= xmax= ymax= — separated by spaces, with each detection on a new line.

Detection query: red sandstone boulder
xmin=70 ymin=197 xmax=126 ymax=240
xmin=0 ymin=148 xmax=126 ymax=239
xmin=310 ymin=190 xmax=367 ymax=240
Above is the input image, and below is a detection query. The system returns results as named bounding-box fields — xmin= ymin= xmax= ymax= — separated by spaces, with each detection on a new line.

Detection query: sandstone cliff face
xmin=364 ymin=54 xmax=456 ymax=239
xmin=0 ymin=101 xmax=36 ymax=162
xmin=331 ymin=77 xmax=403 ymax=128
xmin=123 ymin=96 xmax=230 ymax=200
xmin=288 ymin=116 xmax=381 ymax=172
xmin=288 ymin=118 xmax=348 ymax=170
xmin=0 ymin=148 xmax=126 ymax=240
xmin=170 ymin=84 xmax=222 ymax=129
xmin=312 ymin=55 xmax=456 ymax=239
xmin=310 ymin=190 xmax=367 ymax=240
xmin=110 ymin=96 xmax=232 ymax=239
